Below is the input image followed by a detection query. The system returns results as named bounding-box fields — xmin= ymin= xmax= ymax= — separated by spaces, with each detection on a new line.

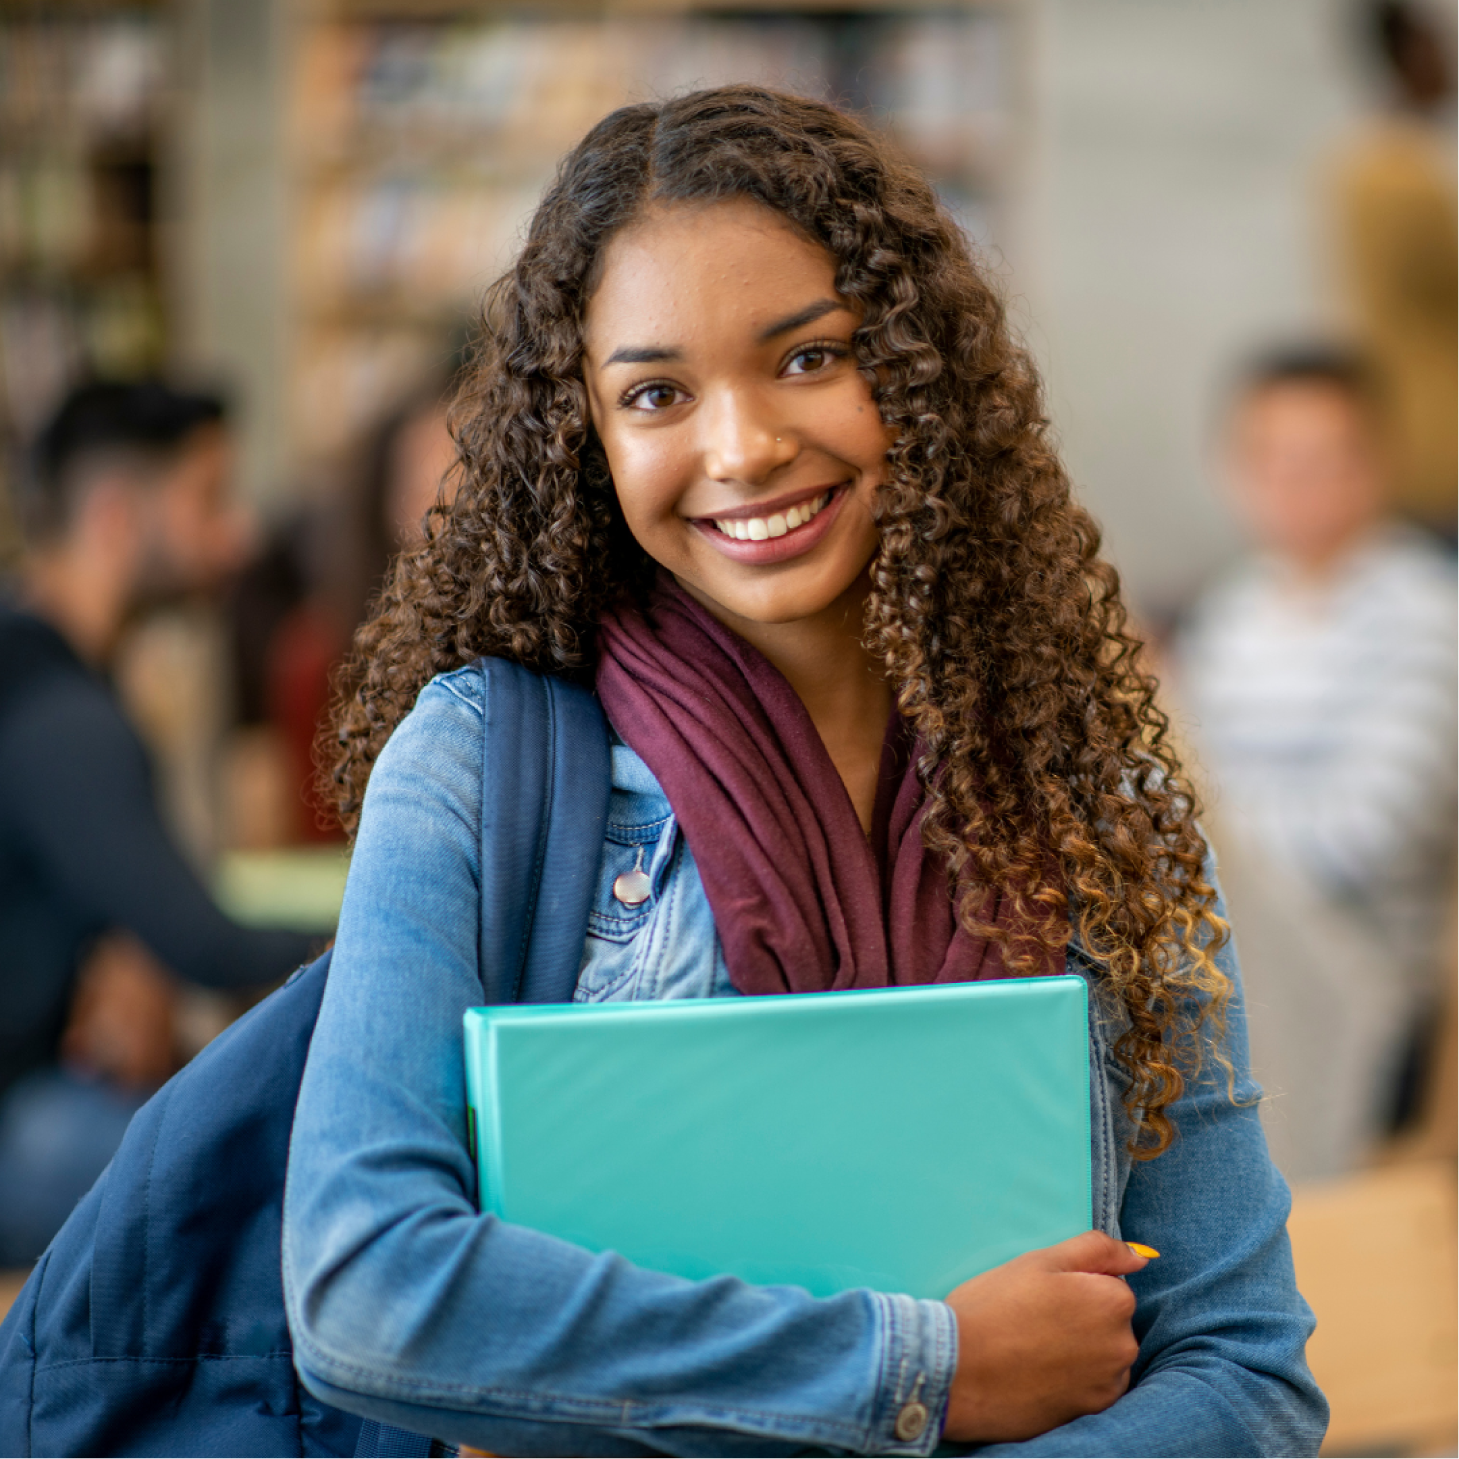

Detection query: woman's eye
xmin=783 ymin=345 xmax=842 ymax=377
xmin=626 ymin=383 xmax=684 ymax=412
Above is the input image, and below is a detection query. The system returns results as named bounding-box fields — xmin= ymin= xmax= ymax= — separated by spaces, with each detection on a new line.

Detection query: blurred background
xmin=0 ymin=1 xmax=1453 ymax=1453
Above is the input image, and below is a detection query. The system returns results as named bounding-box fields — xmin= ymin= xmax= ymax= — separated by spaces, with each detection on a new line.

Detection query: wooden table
xmin=0 ymin=1269 xmax=31 ymax=1326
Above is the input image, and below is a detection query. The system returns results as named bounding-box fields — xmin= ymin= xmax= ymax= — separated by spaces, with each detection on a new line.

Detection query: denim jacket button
xmin=612 ymin=869 xmax=651 ymax=907
xmin=894 ymin=1400 xmax=929 ymax=1442
xmin=612 ymin=846 xmax=652 ymax=907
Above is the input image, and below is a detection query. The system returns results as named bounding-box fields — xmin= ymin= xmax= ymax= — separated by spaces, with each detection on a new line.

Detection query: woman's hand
xmin=941 ymin=1231 xmax=1149 ymax=1444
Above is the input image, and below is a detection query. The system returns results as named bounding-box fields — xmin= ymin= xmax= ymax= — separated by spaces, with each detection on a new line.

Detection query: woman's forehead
xmin=583 ymin=199 xmax=844 ymax=358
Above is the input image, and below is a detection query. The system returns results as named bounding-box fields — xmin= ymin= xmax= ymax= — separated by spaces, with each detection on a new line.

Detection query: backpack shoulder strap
xmin=476 ymin=660 xmax=610 ymax=1006
xmin=358 ymin=663 xmax=608 ymax=1458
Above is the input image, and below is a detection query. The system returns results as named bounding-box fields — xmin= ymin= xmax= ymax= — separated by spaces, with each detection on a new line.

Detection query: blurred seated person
xmin=249 ymin=384 xmax=458 ymax=842
xmin=0 ymin=380 xmax=315 ymax=1264
xmin=1175 ymin=348 xmax=1456 ymax=1177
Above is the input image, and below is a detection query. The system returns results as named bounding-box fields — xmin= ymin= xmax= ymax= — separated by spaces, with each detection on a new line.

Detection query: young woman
xmin=284 ymin=88 xmax=1326 ymax=1457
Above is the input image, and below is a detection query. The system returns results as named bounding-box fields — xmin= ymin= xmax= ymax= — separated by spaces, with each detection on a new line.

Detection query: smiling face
xmin=583 ymin=197 xmax=892 ymax=631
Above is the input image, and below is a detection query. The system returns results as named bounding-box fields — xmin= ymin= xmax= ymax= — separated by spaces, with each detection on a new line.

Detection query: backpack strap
xmin=357 ymin=1419 xmax=446 ymax=1458
xmin=358 ymin=665 xmax=608 ymax=1459
xmin=476 ymin=660 xmax=611 ymax=1006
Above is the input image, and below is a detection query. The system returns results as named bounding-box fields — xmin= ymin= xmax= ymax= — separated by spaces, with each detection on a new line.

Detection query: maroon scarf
xmin=595 ymin=578 xmax=1063 ymax=995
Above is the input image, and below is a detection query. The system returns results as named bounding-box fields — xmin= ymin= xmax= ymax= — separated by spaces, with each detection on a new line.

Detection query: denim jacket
xmin=283 ymin=665 xmax=1328 ymax=1457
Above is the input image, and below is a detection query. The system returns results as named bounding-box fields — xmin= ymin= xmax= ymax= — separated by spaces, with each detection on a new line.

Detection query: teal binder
xmin=463 ymin=976 xmax=1091 ymax=1301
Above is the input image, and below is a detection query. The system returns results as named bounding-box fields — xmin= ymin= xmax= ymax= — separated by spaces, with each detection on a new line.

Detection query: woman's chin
xmin=670 ymin=551 xmax=875 ymax=631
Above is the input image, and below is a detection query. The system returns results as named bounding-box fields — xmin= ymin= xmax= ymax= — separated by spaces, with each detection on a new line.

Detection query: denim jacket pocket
xmin=576 ymin=815 xmax=677 ymax=1002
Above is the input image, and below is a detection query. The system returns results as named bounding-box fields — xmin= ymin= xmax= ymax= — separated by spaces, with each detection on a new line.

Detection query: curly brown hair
xmin=329 ymin=86 xmax=1228 ymax=1157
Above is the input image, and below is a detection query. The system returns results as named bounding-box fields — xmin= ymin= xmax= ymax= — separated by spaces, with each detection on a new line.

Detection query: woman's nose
xmin=700 ymin=390 xmax=798 ymax=486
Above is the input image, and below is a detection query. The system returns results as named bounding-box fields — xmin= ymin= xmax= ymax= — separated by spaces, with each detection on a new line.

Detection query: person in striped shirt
xmin=1176 ymin=347 xmax=1455 ymax=1179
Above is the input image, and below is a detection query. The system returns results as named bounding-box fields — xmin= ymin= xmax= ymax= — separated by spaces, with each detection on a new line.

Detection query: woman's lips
xmin=690 ymin=486 xmax=848 ymax=565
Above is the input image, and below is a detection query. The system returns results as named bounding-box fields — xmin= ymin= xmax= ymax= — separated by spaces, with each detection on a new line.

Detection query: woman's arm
xmin=282 ymin=671 xmax=955 ymax=1458
xmin=964 ymin=909 xmax=1329 ymax=1459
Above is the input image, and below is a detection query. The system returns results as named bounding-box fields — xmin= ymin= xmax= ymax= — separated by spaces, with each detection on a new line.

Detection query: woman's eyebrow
xmin=604 ymin=344 xmax=681 ymax=366
xmin=757 ymin=298 xmax=843 ymax=343
xmin=600 ymin=298 xmax=844 ymax=367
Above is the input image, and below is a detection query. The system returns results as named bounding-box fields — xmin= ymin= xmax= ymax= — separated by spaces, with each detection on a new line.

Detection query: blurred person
xmin=1176 ymin=348 xmax=1456 ymax=1179
xmin=365 ymin=389 xmax=459 ymax=563
xmin=1329 ymin=0 xmax=1456 ymax=531
xmin=0 ymin=380 xmax=315 ymax=1264
xmin=236 ymin=383 xmax=458 ymax=843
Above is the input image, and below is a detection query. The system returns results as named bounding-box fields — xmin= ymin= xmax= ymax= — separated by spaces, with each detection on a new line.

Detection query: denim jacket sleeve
xmin=968 ymin=908 xmax=1328 ymax=1459
xmin=282 ymin=671 xmax=956 ymax=1458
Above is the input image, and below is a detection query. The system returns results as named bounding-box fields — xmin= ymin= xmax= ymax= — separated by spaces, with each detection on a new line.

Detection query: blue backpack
xmin=0 ymin=662 xmax=610 ymax=1458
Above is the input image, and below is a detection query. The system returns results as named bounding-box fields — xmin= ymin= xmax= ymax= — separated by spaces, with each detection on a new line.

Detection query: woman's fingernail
xmin=1127 ymin=1242 xmax=1160 ymax=1259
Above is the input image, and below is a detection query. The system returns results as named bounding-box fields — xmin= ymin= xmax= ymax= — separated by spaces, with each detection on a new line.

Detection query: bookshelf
xmin=0 ymin=5 xmax=176 ymax=545
xmin=284 ymin=1 xmax=1018 ymax=470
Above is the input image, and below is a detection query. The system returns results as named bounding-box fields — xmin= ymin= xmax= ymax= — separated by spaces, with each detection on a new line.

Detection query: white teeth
xmin=714 ymin=491 xmax=831 ymax=543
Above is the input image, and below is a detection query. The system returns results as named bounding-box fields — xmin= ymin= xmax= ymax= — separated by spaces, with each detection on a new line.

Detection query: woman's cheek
xmin=608 ymin=436 xmax=692 ymax=547
xmin=810 ymin=388 xmax=890 ymax=477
